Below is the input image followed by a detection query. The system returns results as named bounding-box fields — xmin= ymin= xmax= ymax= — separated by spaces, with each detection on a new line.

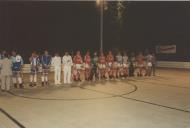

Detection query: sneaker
xmin=33 ymin=83 xmax=37 ymax=86
xmin=29 ymin=83 xmax=33 ymax=87
xmin=19 ymin=84 xmax=24 ymax=89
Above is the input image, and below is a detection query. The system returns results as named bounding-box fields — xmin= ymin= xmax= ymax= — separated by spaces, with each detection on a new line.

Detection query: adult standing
xmin=129 ymin=52 xmax=136 ymax=77
xmin=151 ymin=53 xmax=157 ymax=76
xmin=0 ymin=53 xmax=12 ymax=91
xmin=52 ymin=53 xmax=62 ymax=85
xmin=89 ymin=52 xmax=99 ymax=81
xmin=62 ymin=52 xmax=73 ymax=84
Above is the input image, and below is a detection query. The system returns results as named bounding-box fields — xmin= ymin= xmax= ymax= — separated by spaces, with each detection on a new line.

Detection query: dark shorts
xmin=31 ymin=66 xmax=38 ymax=74
xmin=12 ymin=71 xmax=21 ymax=77
xmin=42 ymin=68 xmax=50 ymax=75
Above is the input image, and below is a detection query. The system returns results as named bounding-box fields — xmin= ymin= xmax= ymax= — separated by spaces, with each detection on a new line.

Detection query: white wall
xmin=157 ymin=61 xmax=190 ymax=69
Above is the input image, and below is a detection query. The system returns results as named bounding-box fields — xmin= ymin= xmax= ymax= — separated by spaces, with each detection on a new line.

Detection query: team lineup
xmin=0 ymin=50 xmax=156 ymax=91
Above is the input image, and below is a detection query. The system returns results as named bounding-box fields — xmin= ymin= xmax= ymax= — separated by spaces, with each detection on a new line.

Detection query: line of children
xmin=0 ymin=50 xmax=156 ymax=89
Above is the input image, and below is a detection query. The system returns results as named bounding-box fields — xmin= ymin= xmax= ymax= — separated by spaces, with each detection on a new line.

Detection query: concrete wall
xmin=157 ymin=61 xmax=190 ymax=69
xmin=21 ymin=61 xmax=190 ymax=73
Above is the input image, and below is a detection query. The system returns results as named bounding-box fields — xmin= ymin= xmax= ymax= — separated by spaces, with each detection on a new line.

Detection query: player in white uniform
xmin=62 ymin=52 xmax=73 ymax=84
xmin=145 ymin=53 xmax=153 ymax=76
xmin=122 ymin=52 xmax=129 ymax=77
xmin=0 ymin=53 xmax=12 ymax=91
xmin=52 ymin=53 xmax=62 ymax=85
xmin=116 ymin=52 xmax=123 ymax=78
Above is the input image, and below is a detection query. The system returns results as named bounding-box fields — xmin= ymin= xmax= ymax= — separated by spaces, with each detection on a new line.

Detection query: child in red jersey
xmin=72 ymin=65 xmax=79 ymax=82
xmin=98 ymin=52 xmax=106 ymax=79
xmin=136 ymin=52 xmax=146 ymax=76
xmin=84 ymin=51 xmax=91 ymax=81
xmin=106 ymin=51 xmax=114 ymax=79
xmin=73 ymin=51 xmax=83 ymax=81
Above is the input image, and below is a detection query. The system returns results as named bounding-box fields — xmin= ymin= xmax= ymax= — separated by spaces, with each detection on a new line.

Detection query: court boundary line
xmin=6 ymin=79 xmax=190 ymax=114
xmin=0 ymin=108 xmax=26 ymax=128
xmin=80 ymin=82 xmax=190 ymax=114
xmin=120 ymin=96 xmax=190 ymax=113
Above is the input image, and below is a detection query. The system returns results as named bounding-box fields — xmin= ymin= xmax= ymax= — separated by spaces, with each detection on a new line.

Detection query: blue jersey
xmin=11 ymin=55 xmax=23 ymax=71
xmin=40 ymin=55 xmax=51 ymax=66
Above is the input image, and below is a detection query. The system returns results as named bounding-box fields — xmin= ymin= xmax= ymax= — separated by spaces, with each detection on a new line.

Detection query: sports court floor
xmin=0 ymin=69 xmax=190 ymax=128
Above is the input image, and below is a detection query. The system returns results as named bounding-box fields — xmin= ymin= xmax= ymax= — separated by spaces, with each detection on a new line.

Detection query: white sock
xmin=34 ymin=75 xmax=37 ymax=83
xmin=41 ymin=76 xmax=44 ymax=82
xmin=18 ymin=77 xmax=22 ymax=84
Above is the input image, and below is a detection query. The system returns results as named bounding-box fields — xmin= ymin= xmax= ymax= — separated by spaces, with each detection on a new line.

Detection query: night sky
xmin=0 ymin=1 xmax=190 ymax=61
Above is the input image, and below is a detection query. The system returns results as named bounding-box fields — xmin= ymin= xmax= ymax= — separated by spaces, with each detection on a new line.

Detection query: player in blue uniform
xmin=40 ymin=50 xmax=52 ymax=86
xmin=11 ymin=51 xmax=24 ymax=88
xmin=29 ymin=51 xmax=40 ymax=87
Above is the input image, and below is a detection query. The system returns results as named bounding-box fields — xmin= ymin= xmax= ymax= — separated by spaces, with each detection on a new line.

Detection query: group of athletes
xmin=0 ymin=50 xmax=156 ymax=90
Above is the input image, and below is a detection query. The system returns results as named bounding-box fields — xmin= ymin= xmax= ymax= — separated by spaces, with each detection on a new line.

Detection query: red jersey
xmin=73 ymin=55 xmax=83 ymax=64
xmin=84 ymin=55 xmax=91 ymax=64
xmin=136 ymin=55 xmax=144 ymax=64
xmin=106 ymin=54 xmax=114 ymax=63
xmin=99 ymin=55 xmax=106 ymax=64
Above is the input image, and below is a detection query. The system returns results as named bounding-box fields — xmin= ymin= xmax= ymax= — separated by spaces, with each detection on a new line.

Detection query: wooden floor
xmin=0 ymin=69 xmax=190 ymax=128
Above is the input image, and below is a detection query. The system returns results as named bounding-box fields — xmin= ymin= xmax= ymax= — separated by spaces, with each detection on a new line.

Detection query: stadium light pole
xmin=96 ymin=0 xmax=104 ymax=53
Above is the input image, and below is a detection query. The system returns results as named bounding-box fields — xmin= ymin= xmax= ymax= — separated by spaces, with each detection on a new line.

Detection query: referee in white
xmin=62 ymin=52 xmax=73 ymax=84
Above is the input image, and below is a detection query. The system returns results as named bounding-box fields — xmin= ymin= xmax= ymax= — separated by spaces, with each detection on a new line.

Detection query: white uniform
xmin=146 ymin=54 xmax=153 ymax=67
xmin=116 ymin=55 xmax=123 ymax=67
xmin=62 ymin=55 xmax=73 ymax=84
xmin=52 ymin=56 xmax=62 ymax=85
xmin=122 ymin=55 xmax=129 ymax=68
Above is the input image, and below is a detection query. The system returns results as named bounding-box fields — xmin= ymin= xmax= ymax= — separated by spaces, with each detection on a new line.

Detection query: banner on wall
xmin=156 ymin=45 xmax=176 ymax=54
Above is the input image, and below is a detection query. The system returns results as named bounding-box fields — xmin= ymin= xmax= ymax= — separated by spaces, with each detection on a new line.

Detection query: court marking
xmin=0 ymin=108 xmax=26 ymax=128
xmin=80 ymin=81 xmax=190 ymax=114
xmin=7 ymin=81 xmax=138 ymax=100
xmin=120 ymin=96 xmax=190 ymax=113
xmin=5 ymin=78 xmax=190 ymax=114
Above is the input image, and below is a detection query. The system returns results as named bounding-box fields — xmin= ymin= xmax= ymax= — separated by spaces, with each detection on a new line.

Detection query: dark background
xmin=0 ymin=1 xmax=190 ymax=62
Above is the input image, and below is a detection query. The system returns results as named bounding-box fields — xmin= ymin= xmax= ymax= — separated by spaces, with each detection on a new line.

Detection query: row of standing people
xmin=0 ymin=50 xmax=156 ymax=91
